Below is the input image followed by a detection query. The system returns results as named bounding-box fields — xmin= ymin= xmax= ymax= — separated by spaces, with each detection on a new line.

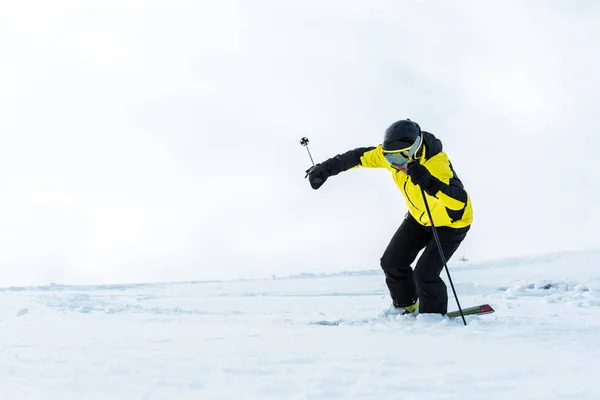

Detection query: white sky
xmin=1 ymin=0 xmax=599 ymax=286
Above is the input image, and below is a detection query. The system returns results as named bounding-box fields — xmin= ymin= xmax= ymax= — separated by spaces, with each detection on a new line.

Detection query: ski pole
xmin=420 ymin=188 xmax=467 ymax=326
xmin=300 ymin=137 xmax=315 ymax=166
xmin=300 ymin=137 xmax=323 ymax=185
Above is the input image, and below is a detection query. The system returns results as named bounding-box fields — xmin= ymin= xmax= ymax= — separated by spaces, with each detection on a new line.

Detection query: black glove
xmin=305 ymin=164 xmax=330 ymax=190
xmin=406 ymin=161 xmax=440 ymax=195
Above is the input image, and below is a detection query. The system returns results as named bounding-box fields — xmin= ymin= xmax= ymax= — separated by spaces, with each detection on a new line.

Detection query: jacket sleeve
xmin=358 ymin=145 xmax=389 ymax=168
xmin=425 ymin=157 xmax=468 ymax=211
xmin=319 ymin=146 xmax=378 ymax=176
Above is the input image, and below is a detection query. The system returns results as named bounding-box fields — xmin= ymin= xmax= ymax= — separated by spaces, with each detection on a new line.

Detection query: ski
xmin=447 ymin=303 xmax=494 ymax=319
xmin=311 ymin=304 xmax=495 ymax=326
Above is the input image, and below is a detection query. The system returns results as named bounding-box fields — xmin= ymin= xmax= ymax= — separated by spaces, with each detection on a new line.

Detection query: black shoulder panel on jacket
xmin=439 ymin=163 xmax=468 ymax=204
xmin=426 ymin=161 xmax=468 ymax=206
xmin=323 ymin=147 xmax=376 ymax=176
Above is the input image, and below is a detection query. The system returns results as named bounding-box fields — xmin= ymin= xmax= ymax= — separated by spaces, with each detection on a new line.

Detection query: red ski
xmin=447 ymin=304 xmax=495 ymax=319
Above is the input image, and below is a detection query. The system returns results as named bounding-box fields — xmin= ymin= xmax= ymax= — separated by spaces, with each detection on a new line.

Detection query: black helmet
xmin=382 ymin=119 xmax=422 ymax=152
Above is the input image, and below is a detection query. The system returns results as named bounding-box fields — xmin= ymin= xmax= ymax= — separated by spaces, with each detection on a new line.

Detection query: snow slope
xmin=1 ymin=250 xmax=599 ymax=399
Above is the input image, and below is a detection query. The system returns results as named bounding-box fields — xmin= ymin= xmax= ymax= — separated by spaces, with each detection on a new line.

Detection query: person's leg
xmin=413 ymin=225 xmax=470 ymax=314
xmin=380 ymin=214 xmax=431 ymax=307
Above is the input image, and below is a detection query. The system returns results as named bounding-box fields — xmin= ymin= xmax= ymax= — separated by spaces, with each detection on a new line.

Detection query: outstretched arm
xmin=306 ymin=146 xmax=376 ymax=189
xmin=323 ymin=147 xmax=377 ymax=175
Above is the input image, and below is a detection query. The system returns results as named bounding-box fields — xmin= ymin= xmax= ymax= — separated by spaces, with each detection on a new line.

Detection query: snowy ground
xmin=2 ymin=250 xmax=600 ymax=399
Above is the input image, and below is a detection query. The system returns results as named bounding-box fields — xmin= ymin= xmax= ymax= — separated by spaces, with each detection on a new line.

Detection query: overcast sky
xmin=1 ymin=0 xmax=599 ymax=286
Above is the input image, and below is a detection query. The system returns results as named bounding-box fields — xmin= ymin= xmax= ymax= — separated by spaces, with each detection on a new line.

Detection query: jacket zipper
xmin=404 ymin=179 xmax=428 ymax=224
xmin=404 ymin=180 xmax=417 ymax=209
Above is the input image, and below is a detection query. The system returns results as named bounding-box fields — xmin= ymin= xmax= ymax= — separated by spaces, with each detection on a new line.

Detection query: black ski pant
xmin=380 ymin=213 xmax=470 ymax=315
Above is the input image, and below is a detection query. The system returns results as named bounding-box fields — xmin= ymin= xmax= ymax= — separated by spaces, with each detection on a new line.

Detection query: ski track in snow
xmin=1 ymin=250 xmax=600 ymax=399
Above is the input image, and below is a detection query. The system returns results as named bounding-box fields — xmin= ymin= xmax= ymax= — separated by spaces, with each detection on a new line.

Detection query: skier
xmin=305 ymin=119 xmax=472 ymax=316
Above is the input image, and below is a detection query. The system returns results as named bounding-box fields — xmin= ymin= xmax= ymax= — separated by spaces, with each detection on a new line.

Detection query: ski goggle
xmin=383 ymin=149 xmax=411 ymax=166
xmin=382 ymin=134 xmax=422 ymax=166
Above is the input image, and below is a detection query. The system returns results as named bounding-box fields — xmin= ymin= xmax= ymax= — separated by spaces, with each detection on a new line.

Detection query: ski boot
xmin=380 ymin=299 xmax=419 ymax=318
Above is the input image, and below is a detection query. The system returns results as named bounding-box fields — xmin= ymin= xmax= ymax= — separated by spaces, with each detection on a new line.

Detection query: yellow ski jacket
xmin=322 ymin=131 xmax=472 ymax=228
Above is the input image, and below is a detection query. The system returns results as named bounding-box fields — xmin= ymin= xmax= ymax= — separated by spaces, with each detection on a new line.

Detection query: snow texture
xmin=1 ymin=250 xmax=599 ymax=399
